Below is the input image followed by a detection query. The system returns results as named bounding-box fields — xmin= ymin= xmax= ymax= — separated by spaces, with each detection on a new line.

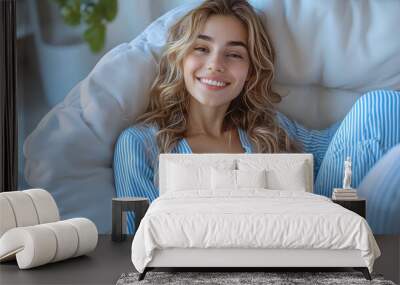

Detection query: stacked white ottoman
xmin=0 ymin=189 xmax=98 ymax=269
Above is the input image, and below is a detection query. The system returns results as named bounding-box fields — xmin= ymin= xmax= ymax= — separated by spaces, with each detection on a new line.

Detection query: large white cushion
xmin=0 ymin=189 xmax=98 ymax=269
xmin=24 ymin=1 xmax=400 ymax=233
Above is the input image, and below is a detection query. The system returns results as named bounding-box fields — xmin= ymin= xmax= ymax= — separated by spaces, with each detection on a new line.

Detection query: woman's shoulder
xmin=116 ymin=122 xmax=158 ymax=147
xmin=114 ymin=123 xmax=159 ymax=171
xmin=120 ymin=122 xmax=158 ymax=137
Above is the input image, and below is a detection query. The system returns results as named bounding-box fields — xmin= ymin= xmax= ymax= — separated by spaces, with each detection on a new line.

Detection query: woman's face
xmin=183 ymin=15 xmax=250 ymax=108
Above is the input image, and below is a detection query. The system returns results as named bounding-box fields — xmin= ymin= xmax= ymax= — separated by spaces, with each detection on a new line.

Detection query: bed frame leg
xmin=354 ymin=267 xmax=371 ymax=280
xmin=138 ymin=268 xmax=148 ymax=281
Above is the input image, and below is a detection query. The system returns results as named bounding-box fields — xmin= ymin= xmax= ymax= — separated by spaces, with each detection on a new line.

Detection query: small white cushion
xmin=266 ymin=161 xmax=307 ymax=191
xmin=211 ymin=168 xmax=267 ymax=190
xmin=237 ymin=169 xmax=267 ymax=189
xmin=211 ymin=168 xmax=236 ymax=190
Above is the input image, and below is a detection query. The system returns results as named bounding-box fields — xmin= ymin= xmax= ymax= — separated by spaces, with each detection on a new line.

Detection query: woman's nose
xmin=207 ymin=54 xmax=225 ymax=73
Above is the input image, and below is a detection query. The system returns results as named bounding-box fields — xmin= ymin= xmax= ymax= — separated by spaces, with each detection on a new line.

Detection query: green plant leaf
xmin=83 ymin=23 xmax=106 ymax=53
xmin=99 ymin=0 xmax=118 ymax=22
xmin=52 ymin=0 xmax=68 ymax=6
xmin=81 ymin=2 xmax=97 ymax=25
xmin=56 ymin=0 xmax=81 ymax=26
xmin=50 ymin=0 xmax=115 ymax=53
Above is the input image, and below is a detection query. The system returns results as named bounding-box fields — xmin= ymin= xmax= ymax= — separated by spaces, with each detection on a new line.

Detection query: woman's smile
xmin=196 ymin=77 xmax=231 ymax=91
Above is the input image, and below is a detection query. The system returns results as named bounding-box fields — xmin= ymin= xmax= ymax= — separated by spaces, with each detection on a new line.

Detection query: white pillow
xmin=211 ymin=168 xmax=267 ymax=190
xmin=211 ymin=168 xmax=236 ymax=190
xmin=266 ymin=161 xmax=307 ymax=191
xmin=159 ymin=155 xmax=238 ymax=195
xmin=22 ymin=2 xmax=202 ymax=233
xmin=237 ymin=169 xmax=267 ymax=189
xmin=238 ymin=158 xmax=309 ymax=192
xmin=167 ymin=162 xmax=211 ymax=192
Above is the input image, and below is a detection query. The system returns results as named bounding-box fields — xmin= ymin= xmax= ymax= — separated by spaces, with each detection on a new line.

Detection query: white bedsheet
xmin=131 ymin=190 xmax=380 ymax=273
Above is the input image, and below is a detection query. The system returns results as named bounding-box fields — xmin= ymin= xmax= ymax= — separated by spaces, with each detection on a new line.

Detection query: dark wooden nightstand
xmin=332 ymin=198 xmax=366 ymax=218
xmin=112 ymin=197 xmax=149 ymax=242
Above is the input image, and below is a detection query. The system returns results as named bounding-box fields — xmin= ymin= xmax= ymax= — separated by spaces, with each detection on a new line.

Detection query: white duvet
xmin=131 ymin=190 xmax=380 ymax=273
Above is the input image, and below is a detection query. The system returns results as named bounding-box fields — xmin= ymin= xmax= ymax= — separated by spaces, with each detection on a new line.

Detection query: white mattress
xmin=131 ymin=190 xmax=380 ymax=273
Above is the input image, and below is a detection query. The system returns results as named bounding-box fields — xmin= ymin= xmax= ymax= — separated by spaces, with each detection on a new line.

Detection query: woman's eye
xmin=194 ymin=47 xmax=208 ymax=52
xmin=228 ymin=53 xmax=242 ymax=59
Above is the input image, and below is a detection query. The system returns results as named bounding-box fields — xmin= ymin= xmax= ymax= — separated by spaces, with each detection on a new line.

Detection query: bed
xmin=131 ymin=153 xmax=381 ymax=280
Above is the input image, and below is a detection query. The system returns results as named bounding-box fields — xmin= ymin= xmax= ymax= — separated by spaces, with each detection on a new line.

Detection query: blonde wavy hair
xmin=136 ymin=0 xmax=302 ymax=153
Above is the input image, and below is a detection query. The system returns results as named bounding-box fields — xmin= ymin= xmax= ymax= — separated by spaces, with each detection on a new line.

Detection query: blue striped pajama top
xmin=113 ymin=90 xmax=400 ymax=234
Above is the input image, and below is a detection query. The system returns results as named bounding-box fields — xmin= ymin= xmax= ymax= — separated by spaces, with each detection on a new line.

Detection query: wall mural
xmin=15 ymin=0 xmax=400 ymax=235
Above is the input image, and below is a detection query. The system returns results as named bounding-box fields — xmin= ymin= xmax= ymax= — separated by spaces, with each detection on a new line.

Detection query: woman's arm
xmin=113 ymin=128 xmax=159 ymax=234
xmin=276 ymin=111 xmax=341 ymax=177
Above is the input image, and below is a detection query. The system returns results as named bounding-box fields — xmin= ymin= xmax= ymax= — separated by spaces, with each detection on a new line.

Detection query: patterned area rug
xmin=116 ymin=271 xmax=396 ymax=285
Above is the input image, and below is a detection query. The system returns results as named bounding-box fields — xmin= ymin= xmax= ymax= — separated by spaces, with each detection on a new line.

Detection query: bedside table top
xmin=113 ymin=197 xmax=149 ymax=202
xmin=0 ymin=235 xmax=134 ymax=285
xmin=331 ymin=198 xmax=366 ymax=202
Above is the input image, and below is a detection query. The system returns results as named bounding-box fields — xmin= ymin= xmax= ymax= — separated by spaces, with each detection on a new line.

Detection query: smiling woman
xmin=132 ymin=0 xmax=300 ymax=155
xmin=113 ymin=0 xmax=301 ymax=234
xmin=182 ymin=15 xmax=251 ymax=153
xmin=113 ymin=0 xmax=400 ymax=236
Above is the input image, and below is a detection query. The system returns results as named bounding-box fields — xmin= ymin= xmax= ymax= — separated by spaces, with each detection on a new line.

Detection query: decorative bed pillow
xmin=237 ymin=169 xmax=267 ymax=189
xmin=265 ymin=161 xmax=307 ymax=191
xmin=211 ymin=168 xmax=267 ymax=190
xmin=162 ymin=156 xmax=237 ymax=194
xmin=238 ymin=159 xmax=309 ymax=192
xmin=211 ymin=168 xmax=236 ymax=190
xmin=166 ymin=162 xmax=211 ymax=192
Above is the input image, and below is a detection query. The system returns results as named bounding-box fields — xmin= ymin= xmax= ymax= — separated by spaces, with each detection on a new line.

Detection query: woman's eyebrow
xmin=197 ymin=34 xmax=248 ymax=49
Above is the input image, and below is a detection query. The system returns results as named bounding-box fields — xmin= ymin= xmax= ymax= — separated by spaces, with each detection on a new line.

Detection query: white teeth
xmin=200 ymin=78 xmax=227 ymax=87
